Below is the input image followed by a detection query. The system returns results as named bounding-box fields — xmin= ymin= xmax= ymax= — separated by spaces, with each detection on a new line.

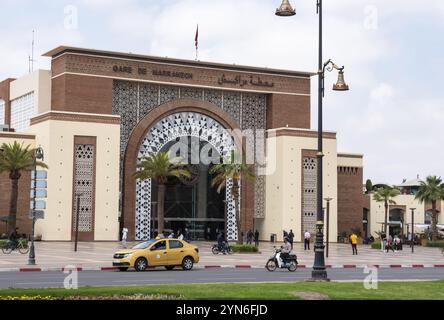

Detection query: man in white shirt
xmin=304 ymin=230 xmax=311 ymax=251
xmin=121 ymin=227 xmax=128 ymax=248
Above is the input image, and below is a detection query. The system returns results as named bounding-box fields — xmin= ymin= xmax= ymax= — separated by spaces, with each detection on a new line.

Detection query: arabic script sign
xmin=217 ymin=74 xmax=275 ymax=88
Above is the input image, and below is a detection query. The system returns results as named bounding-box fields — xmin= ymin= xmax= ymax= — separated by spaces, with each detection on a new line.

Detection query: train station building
xmin=0 ymin=46 xmax=365 ymax=242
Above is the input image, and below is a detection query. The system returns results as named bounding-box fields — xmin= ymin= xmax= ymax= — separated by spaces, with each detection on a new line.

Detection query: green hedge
xmin=371 ymin=242 xmax=382 ymax=250
xmin=231 ymin=244 xmax=259 ymax=253
xmin=424 ymin=241 xmax=444 ymax=248
xmin=0 ymin=239 xmax=28 ymax=249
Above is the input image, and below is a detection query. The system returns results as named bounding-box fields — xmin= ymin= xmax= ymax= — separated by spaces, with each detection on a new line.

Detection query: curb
xmin=0 ymin=264 xmax=443 ymax=273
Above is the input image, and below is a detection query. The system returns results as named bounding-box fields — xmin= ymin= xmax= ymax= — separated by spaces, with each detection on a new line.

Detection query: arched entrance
xmin=122 ymin=99 xmax=245 ymax=242
xmin=135 ymin=111 xmax=239 ymax=241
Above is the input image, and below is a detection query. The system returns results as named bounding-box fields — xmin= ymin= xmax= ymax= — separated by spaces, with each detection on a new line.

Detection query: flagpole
xmin=195 ymin=24 xmax=199 ymax=61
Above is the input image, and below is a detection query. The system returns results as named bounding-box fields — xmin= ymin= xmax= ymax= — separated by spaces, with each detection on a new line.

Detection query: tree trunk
xmin=384 ymin=200 xmax=388 ymax=236
xmin=232 ymin=184 xmax=242 ymax=245
xmin=8 ymin=177 xmax=19 ymax=234
xmin=431 ymin=200 xmax=438 ymax=241
xmin=157 ymin=184 xmax=166 ymax=235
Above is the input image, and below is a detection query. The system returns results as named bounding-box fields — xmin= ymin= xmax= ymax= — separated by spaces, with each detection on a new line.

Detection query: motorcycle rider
xmin=217 ymin=231 xmax=227 ymax=254
xmin=277 ymin=237 xmax=292 ymax=268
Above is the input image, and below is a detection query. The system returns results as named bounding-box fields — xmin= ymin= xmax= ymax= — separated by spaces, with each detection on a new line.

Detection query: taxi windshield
xmin=132 ymin=240 xmax=156 ymax=249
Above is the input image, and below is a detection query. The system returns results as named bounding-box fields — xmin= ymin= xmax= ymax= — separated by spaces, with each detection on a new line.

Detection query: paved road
xmin=2 ymin=241 xmax=443 ymax=270
xmin=1 ymin=268 xmax=443 ymax=289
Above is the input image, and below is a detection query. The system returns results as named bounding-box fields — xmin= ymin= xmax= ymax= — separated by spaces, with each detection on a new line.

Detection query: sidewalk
xmin=0 ymin=241 xmax=443 ymax=272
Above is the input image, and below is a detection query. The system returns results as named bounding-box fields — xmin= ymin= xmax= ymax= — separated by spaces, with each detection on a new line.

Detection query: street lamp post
xmin=276 ymin=0 xmax=349 ymax=280
xmin=28 ymin=146 xmax=44 ymax=265
xmin=150 ymin=201 xmax=158 ymax=239
xmin=410 ymin=208 xmax=415 ymax=253
xmin=74 ymin=193 xmax=84 ymax=252
xmin=324 ymin=197 xmax=333 ymax=258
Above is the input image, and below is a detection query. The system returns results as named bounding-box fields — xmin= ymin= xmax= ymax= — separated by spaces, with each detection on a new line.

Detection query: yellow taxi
xmin=113 ymin=238 xmax=200 ymax=272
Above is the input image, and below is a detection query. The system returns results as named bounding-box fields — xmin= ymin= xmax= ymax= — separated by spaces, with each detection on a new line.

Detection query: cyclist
xmin=217 ymin=231 xmax=227 ymax=254
xmin=8 ymin=227 xmax=19 ymax=249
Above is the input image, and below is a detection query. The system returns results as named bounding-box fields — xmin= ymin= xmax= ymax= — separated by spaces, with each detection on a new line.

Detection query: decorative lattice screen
xmin=72 ymin=144 xmax=95 ymax=232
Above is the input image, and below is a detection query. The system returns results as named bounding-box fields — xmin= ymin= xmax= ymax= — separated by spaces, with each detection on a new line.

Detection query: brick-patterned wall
xmin=51 ymin=52 xmax=311 ymax=96
xmin=267 ymin=94 xmax=311 ymax=130
xmin=337 ymin=166 xmax=365 ymax=236
xmin=0 ymin=171 xmax=32 ymax=236
xmin=52 ymin=74 xmax=113 ymax=114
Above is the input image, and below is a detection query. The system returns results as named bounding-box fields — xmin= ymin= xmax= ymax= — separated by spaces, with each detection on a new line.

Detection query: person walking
xmin=121 ymin=227 xmax=128 ymax=248
xmin=288 ymin=229 xmax=295 ymax=250
xmin=254 ymin=230 xmax=260 ymax=247
xmin=304 ymin=230 xmax=311 ymax=251
xmin=381 ymin=231 xmax=387 ymax=253
xmin=350 ymin=232 xmax=358 ymax=255
xmin=386 ymin=235 xmax=395 ymax=253
xmin=247 ymin=230 xmax=254 ymax=245
xmin=283 ymin=230 xmax=288 ymax=240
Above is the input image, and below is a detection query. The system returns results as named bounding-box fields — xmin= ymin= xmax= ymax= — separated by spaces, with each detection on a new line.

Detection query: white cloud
xmin=0 ymin=0 xmax=443 ymax=184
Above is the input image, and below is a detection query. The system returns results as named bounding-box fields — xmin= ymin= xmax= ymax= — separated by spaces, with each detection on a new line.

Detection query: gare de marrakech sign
xmin=112 ymin=65 xmax=275 ymax=88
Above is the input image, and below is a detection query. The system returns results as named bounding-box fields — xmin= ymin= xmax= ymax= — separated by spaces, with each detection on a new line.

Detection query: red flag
xmin=195 ymin=25 xmax=199 ymax=49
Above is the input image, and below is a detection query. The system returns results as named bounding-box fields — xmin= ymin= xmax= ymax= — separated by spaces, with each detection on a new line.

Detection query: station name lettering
xmin=112 ymin=65 xmax=193 ymax=79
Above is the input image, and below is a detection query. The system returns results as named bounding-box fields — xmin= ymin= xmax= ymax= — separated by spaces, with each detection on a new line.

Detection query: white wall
xmin=261 ymin=130 xmax=338 ymax=243
xmin=9 ymin=70 xmax=51 ymax=131
xmin=28 ymin=117 xmax=120 ymax=241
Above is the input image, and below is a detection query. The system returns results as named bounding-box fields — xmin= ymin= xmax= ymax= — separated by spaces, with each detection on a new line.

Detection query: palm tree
xmin=134 ymin=152 xmax=190 ymax=235
xmin=373 ymin=186 xmax=401 ymax=236
xmin=209 ymin=152 xmax=255 ymax=244
xmin=0 ymin=142 xmax=47 ymax=233
xmin=415 ymin=176 xmax=444 ymax=241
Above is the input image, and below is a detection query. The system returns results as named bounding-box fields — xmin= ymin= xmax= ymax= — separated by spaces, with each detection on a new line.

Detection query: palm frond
xmin=133 ymin=151 xmax=191 ymax=183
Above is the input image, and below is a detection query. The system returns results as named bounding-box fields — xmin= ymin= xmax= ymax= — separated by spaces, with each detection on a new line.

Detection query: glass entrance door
xmin=151 ymin=137 xmax=225 ymax=241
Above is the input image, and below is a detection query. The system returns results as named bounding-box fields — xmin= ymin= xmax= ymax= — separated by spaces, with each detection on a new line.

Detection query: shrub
xmin=0 ymin=239 xmax=28 ymax=249
xmin=231 ymin=244 xmax=259 ymax=253
xmin=424 ymin=240 xmax=444 ymax=248
xmin=371 ymin=242 xmax=382 ymax=250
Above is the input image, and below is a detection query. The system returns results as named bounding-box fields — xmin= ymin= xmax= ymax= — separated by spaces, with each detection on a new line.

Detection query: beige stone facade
xmin=0 ymin=46 xmax=365 ymax=242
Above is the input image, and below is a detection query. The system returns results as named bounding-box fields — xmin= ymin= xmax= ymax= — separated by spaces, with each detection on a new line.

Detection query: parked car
xmin=113 ymin=238 xmax=199 ymax=272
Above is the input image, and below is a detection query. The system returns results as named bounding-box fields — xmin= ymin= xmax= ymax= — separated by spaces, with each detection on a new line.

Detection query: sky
xmin=0 ymin=0 xmax=443 ymax=184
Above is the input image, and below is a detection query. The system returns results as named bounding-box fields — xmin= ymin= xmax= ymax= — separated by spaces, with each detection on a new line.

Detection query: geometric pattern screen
xmin=72 ymin=144 xmax=95 ymax=232
xmin=302 ymin=157 xmax=317 ymax=236
xmin=135 ymin=111 xmax=238 ymax=241
xmin=113 ymin=82 xmax=268 ymax=239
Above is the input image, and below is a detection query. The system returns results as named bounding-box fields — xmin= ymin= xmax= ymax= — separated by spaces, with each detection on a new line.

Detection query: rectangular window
xmin=0 ymin=99 xmax=5 ymax=125
xmin=10 ymin=92 xmax=35 ymax=132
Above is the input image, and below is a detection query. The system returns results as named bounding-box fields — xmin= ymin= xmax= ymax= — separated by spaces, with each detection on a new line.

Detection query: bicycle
xmin=1 ymin=240 xmax=29 ymax=254
xmin=211 ymin=242 xmax=233 ymax=255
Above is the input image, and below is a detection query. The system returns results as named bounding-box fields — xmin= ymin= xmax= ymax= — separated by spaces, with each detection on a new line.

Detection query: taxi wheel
xmin=182 ymin=257 xmax=194 ymax=271
xmin=134 ymin=257 xmax=148 ymax=272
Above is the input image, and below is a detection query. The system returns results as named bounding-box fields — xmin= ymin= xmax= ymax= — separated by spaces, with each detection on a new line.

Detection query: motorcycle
xmin=266 ymin=247 xmax=298 ymax=272
xmin=212 ymin=242 xmax=233 ymax=255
